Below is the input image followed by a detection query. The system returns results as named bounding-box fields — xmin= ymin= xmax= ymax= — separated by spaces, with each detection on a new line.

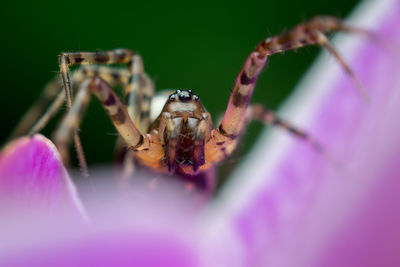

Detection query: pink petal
xmin=0 ymin=173 xmax=201 ymax=267
xmin=204 ymin=0 xmax=400 ymax=266
xmin=0 ymin=229 xmax=198 ymax=267
xmin=0 ymin=134 xmax=86 ymax=217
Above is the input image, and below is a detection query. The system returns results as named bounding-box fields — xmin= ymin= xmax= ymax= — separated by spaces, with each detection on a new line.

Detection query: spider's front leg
xmin=11 ymin=66 xmax=133 ymax=140
xmin=59 ymin=49 xmax=134 ymax=108
xmin=205 ymin=16 xmax=371 ymax=164
xmin=54 ymin=76 xmax=160 ymax=168
xmin=59 ymin=49 xmax=153 ymax=174
xmin=116 ymin=54 xmax=155 ymax=179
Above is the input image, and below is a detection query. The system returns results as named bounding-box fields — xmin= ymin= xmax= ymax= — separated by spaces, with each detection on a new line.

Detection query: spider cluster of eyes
xmin=169 ymin=90 xmax=200 ymax=103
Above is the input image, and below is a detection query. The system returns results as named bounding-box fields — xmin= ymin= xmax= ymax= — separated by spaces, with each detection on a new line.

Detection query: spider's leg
xmin=206 ymin=16 xmax=371 ymax=165
xmin=9 ymin=78 xmax=62 ymax=138
xmin=74 ymin=65 xmax=131 ymax=86
xmin=59 ymin=49 xmax=158 ymax=175
xmin=10 ymin=65 xmax=132 ymax=139
xmin=10 ymin=66 xmax=132 ymax=175
xmin=68 ymin=66 xmax=133 ymax=172
xmin=316 ymin=32 xmax=368 ymax=101
xmin=118 ymin=55 xmax=155 ymax=180
xmin=58 ymin=49 xmax=134 ymax=108
xmin=246 ymin=104 xmax=324 ymax=153
xmin=28 ymin=90 xmax=66 ymax=136
xmin=118 ymin=89 xmax=173 ymax=179
xmin=124 ymin=55 xmax=155 ymax=132
xmin=53 ymin=78 xmax=91 ymax=172
xmin=59 ymin=49 xmax=135 ymax=173
xmin=54 ymin=76 xmax=156 ymax=171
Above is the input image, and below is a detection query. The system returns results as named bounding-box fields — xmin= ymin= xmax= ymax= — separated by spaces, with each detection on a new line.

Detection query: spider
xmin=11 ymin=16 xmax=373 ymax=192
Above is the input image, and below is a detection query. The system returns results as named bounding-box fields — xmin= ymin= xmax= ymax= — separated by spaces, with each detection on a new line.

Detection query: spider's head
xmin=164 ymin=89 xmax=205 ymax=115
xmin=168 ymin=90 xmax=200 ymax=103
xmin=155 ymin=89 xmax=210 ymax=176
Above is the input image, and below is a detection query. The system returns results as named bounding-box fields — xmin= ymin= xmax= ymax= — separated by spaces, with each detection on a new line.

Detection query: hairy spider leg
xmin=10 ymin=78 xmax=62 ymax=138
xmin=59 ymin=49 xmax=134 ymax=107
xmin=246 ymin=104 xmax=323 ymax=152
xmin=10 ymin=66 xmax=132 ymax=139
xmin=123 ymin=55 xmax=155 ymax=132
xmin=58 ymin=49 xmax=137 ymax=173
xmin=10 ymin=66 xmax=133 ymax=175
xmin=60 ymin=67 xmax=133 ymax=175
xmin=205 ymin=16 xmax=370 ymax=167
xmin=118 ymin=55 xmax=155 ymax=180
xmin=54 ymin=77 xmax=163 ymax=168
xmin=61 ymin=66 xmax=133 ymax=172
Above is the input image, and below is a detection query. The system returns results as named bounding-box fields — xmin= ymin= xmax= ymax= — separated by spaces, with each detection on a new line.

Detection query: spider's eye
xmin=169 ymin=94 xmax=176 ymax=101
xmin=193 ymin=95 xmax=200 ymax=101
xmin=178 ymin=91 xmax=192 ymax=102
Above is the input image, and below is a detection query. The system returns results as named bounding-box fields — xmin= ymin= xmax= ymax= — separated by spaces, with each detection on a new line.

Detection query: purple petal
xmin=0 ymin=134 xmax=86 ymax=217
xmin=205 ymin=0 xmax=400 ymax=266
xmin=1 ymin=229 xmax=198 ymax=267
xmin=0 ymin=174 xmax=201 ymax=267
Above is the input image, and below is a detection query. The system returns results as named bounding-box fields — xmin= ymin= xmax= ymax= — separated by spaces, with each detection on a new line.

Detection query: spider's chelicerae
xmin=12 ymin=16 xmax=374 ymax=192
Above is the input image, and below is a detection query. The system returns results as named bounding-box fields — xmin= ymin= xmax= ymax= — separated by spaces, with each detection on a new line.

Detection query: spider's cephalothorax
xmin=147 ymin=89 xmax=211 ymax=175
xmin=13 ymin=16 xmax=373 ymax=192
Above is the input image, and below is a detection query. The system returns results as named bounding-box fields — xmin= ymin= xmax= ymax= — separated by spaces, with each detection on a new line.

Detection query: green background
xmin=1 ymin=0 xmax=359 ymax=169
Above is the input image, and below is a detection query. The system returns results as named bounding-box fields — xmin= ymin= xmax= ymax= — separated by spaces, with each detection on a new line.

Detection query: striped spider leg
xmin=246 ymin=104 xmax=323 ymax=152
xmin=10 ymin=65 xmax=137 ymax=176
xmin=11 ymin=65 xmax=132 ymax=139
xmin=10 ymin=77 xmax=65 ymax=139
xmin=11 ymin=64 xmax=133 ymax=171
xmin=19 ymin=49 xmax=152 ymax=175
xmin=54 ymin=54 xmax=155 ymax=172
xmin=53 ymin=74 xmax=163 ymax=178
xmin=57 ymin=49 xmax=140 ymax=174
xmin=203 ymin=16 xmax=374 ymax=170
xmin=114 ymin=55 xmax=155 ymax=181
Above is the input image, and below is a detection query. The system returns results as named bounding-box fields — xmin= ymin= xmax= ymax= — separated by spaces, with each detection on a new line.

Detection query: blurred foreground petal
xmin=0 ymin=134 xmax=86 ymax=217
xmin=0 ymin=169 xmax=201 ymax=267
xmin=205 ymin=0 xmax=400 ymax=266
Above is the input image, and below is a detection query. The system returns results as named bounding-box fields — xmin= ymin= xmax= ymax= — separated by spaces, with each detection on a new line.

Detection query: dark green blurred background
xmin=1 ymin=0 xmax=359 ymax=168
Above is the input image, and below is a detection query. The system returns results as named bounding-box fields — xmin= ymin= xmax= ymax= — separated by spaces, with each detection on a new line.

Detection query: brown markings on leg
xmin=209 ymin=16 xmax=367 ymax=165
